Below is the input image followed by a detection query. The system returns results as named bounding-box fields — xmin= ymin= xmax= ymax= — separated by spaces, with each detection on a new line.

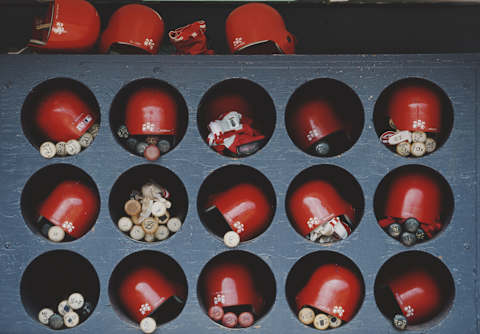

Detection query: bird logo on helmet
xmin=295 ymin=263 xmax=363 ymax=330
xmin=385 ymin=267 xmax=444 ymax=330
xmin=117 ymin=86 xmax=179 ymax=161
xmin=99 ymin=4 xmax=165 ymax=54
xmin=28 ymin=0 xmax=100 ymax=53
xmin=38 ymin=181 xmax=99 ymax=240
xmin=35 ymin=89 xmax=97 ymax=142
xmin=201 ymin=259 xmax=264 ymax=328
xmin=118 ymin=266 xmax=186 ymax=331
xmin=380 ymin=82 xmax=444 ymax=157
xmin=204 ymin=183 xmax=274 ymax=248
xmin=287 ymin=98 xmax=351 ymax=156
xmin=287 ymin=180 xmax=356 ymax=244
xmin=225 ymin=3 xmax=295 ymax=54
xmin=378 ymin=169 xmax=445 ymax=246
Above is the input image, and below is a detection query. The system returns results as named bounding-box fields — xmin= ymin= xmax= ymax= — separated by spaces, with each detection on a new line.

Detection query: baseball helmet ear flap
xmin=29 ymin=0 xmax=101 ymax=52
xmin=225 ymin=3 xmax=295 ymax=54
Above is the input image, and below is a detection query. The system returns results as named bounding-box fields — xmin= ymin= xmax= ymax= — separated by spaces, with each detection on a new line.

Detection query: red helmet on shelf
xmin=287 ymin=180 xmax=355 ymax=237
xmin=383 ymin=170 xmax=443 ymax=226
xmin=207 ymin=183 xmax=273 ymax=241
xmin=387 ymin=83 xmax=443 ymax=133
xmin=288 ymin=99 xmax=345 ymax=151
xmin=34 ymin=89 xmax=97 ymax=142
xmin=295 ymin=263 xmax=363 ymax=322
xmin=387 ymin=267 xmax=443 ymax=325
xmin=225 ymin=3 xmax=295 ymax=54
xmin=124 ymin=87 xmax=178 ymax=136
xmin=202 ymin=259 xmax=264 ymax=315
xmin=119 ymin=267 xmax=186 ymax=323
xmin=29 ymin=0 xmax=100 ymax=53
xmin=99 ymin=4 xmax=165 ymax=54
xmin=38 ymin=181 xmax=99 ymax=239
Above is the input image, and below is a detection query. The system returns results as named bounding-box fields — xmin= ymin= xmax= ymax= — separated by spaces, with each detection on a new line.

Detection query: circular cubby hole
xmin=285 ymin=165 xmax=364 ymax=245
xmin=20 ymin=250 xmax=100 ymax=329
xmin=285 ymin=251 xmax=365 ymax=330
xmin=373 ymin=78 xmax=454 ymax=158
xmin=373 ymin=164 xmax=454 ymax=246
xmin=109 ymin=164 xmax=188 ymax=243
xmin=197 ymin=78 xmax=276 ymax=158
xmin=285 ymin=78 xmax=364 ymax=157
xmin=108 ymin=250 xmax=188 ymax=327
xmin=197 ymin=164 xmax=276 ymax=246
xmin=21 ymin=164 xmax=100 ymax=242
xmin=374 ymin=251 xmax=454 ymax=330
xmin=109 ymin=78 xmax=188 ymax=159
xmin=21 ymin=78 xmax=101 ymax=156
xmin=197 ymin=250 xmax=276 ymax=328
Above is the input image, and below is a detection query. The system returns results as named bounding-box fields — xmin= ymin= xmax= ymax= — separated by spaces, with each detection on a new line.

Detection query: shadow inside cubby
xmin=20 ymin=250 xmax=100 ymax=329
xmin=21 ymin=77 xmax=100 ymax=154
xmin=373 ymin=77 xmax=454 ymax=158
xmin=285 ymin=78 xmax=364 ymax=157
xmin=196 ymin=250 xmax=276 ymax=328
xmin=20 ymin=163 xmax=100 ymax=242
xmin=374 ymin=250 xmax=455 ymax=331
xmin=373 ymin=164 xmax=454 ymax=246
xmin=285 ymin=251 xmax=365 ymax=330
xmin=285 ymin=164 xmax=364 ymax=245
xmin=109 ymin=78 xmax=188 ymax=159
xmin=108 ymin=250 xmax=188 ymax=327
xmin=197 ymin=164 xmax=276 ymax=245
xmin=109 ymin=164 xmax=188 ymax=243
xmin=197 ymin=78 xmax=276 ymax=158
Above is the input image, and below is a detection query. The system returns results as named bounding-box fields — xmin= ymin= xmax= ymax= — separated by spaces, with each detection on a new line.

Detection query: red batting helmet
xmin=295 ymin=263 xmax=363 ymax=322
xmin=124 ymin=87 xmax=178 ymax=136
xmin=387 ymin=267 xmax=443 ymax=325
xmin=38 ymin=181 xmax=99 ymax=239
xmin=202 ymin=259 xmax=264 ymax=316
xmin=118 ymin=267 xmax=186 ymax=323
xmin=287 ymin=180 xmax=355 ymax=237
xmin=34 ymin=89 xmax=97 ymax=142
xmin=225 ymin=3 xmax=295 ymax=54
xmin=29 ymin=0 xmax=100 ymax=52
xmin=206 ymin=183 xmax=273 ymax=241
xmin=288 ymin=99 xmax=345 ymax=151
xmin=387 ymin=83 xmax=443 ymax=133
xmin=383 ymin=170 xmax=443 ymax=228
xmin=99 ymin=4 xmax=165 ymax=54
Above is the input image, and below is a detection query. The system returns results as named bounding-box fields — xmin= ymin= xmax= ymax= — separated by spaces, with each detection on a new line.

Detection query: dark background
xmin=2 ymin=1 xmax=480 ymax=54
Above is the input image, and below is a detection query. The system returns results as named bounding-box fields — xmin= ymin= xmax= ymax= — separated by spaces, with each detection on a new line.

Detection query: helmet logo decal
xmin=62 ymin=221 xmax=75 ymax=233
xmin=139 ymin=303 xmax=152 ymax=315
xmin=233 ymin=221 xmax=245 ymax=234
xmin=307 ymin=217 xmax=322 ymax=229
xmin=52 ymin=22 xmax=67 ymax=35
xmin=214 ymin=293 xmax=226 ymax=305
xmin=233 ymin=37 xmax=245 ymax=48
xmin=332 ymin=305 xmax=344 ymax=317
xmin=142 ymin=122 xmax=155 ymax=132
xmin=412 ymin=120 xmax=426 ymax=130
xmin=306 ymin=128 xmax=321 ymax=142
xmin=404 ymin=305 xmax=414 ymax=318
xmin=144 ymin=38 xmax=155 ymax=50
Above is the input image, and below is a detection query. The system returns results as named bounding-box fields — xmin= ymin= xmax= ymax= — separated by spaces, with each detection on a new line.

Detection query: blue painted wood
xmin=0 ymin=54 xmax=478 ymax=333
